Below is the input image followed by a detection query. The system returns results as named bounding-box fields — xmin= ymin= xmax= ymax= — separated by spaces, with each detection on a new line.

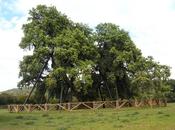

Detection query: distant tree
xmin=0 ymin=93 xmax=16 ymax=105
xmin=166 ymin=79 xmax=175 ymax=101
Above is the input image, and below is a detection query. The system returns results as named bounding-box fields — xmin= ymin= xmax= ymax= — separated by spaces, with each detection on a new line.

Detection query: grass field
xmin=0 ymin=103 xmax=175 ymax=130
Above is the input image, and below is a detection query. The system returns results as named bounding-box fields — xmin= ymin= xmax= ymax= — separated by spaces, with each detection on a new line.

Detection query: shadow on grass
xmin=57 ymin=125 xmax=70 ymax=130
xmin=113 ymin=124 xmax=123 ymax=128
xmin=25 ymin=121 xmax=35 ymax=125
xmin=10 ymin=122 xmax=19 ymax=125
xmin=42 ymin=113 xmax=49 ymax=117
xmin=15 ymin=115 xmax=24 ymax=119
xmin=157 ymin=111 xmax=164 ymax=114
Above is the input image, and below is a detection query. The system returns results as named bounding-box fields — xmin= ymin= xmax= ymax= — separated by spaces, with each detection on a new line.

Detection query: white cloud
xmin=0 ymin=16 xmax=26 ymax=91
xmin=0 ymin=0 xmax=175 ymax=91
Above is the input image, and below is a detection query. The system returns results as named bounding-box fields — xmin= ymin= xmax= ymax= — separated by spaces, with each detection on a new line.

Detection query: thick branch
xmin=24 ymin=51 xmax=53 ymax=104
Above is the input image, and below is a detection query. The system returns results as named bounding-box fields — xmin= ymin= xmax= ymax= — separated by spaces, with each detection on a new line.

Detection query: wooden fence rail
xmin=8 ymin=99 xmax=167 ymax=113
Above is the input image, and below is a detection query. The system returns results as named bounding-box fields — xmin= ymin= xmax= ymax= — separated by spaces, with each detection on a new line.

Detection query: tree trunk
xmin=115 ymin=84 xmax=119 ymax=100
xmin=59 ymin=86 xmax=64 ymax=103
xmin=99 ymin=70 xmax=112 ymax=99
xmin=98 ymin=86 xmax=104 ymax=101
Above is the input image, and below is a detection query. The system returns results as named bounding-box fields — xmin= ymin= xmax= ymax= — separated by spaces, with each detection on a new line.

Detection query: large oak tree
xmin=18 ymin=5 xmax=171 ymax=103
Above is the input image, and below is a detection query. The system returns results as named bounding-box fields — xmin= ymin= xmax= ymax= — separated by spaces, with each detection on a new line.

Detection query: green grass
xmin=1 ymin=103 xmax=175 ymax=130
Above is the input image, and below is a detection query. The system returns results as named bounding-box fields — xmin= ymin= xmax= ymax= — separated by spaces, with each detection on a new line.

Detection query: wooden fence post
xmin=134 ymin=99 xmax=137 ymax=107
xmin=164 ymin=98 xmax=167 ymax=107
xmin=8 ymin=105 xmax=11 ymax=112
xmin=92 ymin=101 xmax=95 ymax=110
xmin=27 ymin=104 xmax=31 ymax=112
xmin=16 ymin=105 xmax=19 ymax=113
xmin=116 ymin=100 xmax=119 ymax=109
xmin=68 ymin=103 xmax=71 ymax=111
xmin=44 ymin=104 xmax=48 ymax=111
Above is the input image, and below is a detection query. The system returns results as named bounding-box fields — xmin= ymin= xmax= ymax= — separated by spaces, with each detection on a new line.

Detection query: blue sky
xmin=0 ymin=0 xmax=175 ymax=91
xmin=0 ymin=0 xmax=20 ymax=19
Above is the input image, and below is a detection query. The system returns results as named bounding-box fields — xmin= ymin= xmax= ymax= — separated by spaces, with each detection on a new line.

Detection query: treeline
xmin=0 ymin=92 xmax=58 ymax=105
xmin=0 ymin=92 xmax=64 ymax=105
xmin=1 ymin=78 xmax=175 ymax=105
xmin=0 ymin=93 xmax=26 ymax=105
xmin=18 ymin=5 xmax=171 ymax=104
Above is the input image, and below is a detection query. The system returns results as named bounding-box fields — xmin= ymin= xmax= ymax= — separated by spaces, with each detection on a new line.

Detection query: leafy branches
xmin=18 ymin=5 xmax=171 ymax=103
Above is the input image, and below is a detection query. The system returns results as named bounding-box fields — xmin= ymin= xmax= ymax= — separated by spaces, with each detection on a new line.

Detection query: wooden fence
xmin=8 ymin=99 xmax=167 ymax=113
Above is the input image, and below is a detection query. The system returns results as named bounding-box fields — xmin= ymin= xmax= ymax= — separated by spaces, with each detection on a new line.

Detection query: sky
xmin=0 ymin=0 xmax=175 ymax=91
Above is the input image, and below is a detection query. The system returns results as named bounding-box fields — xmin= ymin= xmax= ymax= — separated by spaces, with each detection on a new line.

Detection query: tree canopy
xmin=18 ymin=5 xmax=171 ymax=103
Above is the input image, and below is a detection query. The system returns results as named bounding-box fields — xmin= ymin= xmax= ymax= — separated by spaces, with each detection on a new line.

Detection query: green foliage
xmin=0 ymin=93 xmax=16 ymax=105
xmin=0 ymin=92 xmax=36 ymax=105
xmin=18 ymin=5 xmax=171 ymax=103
